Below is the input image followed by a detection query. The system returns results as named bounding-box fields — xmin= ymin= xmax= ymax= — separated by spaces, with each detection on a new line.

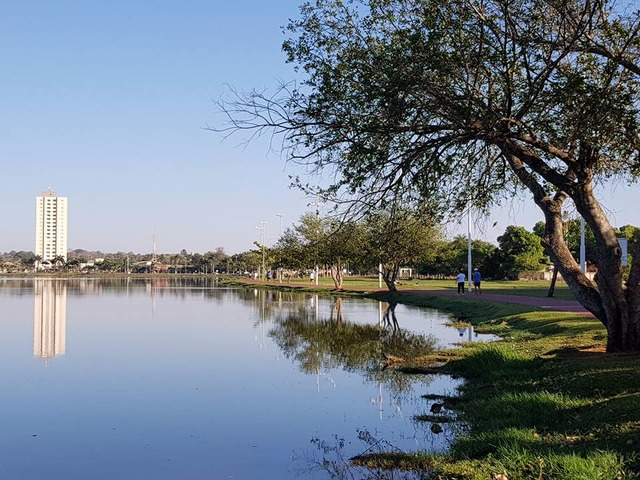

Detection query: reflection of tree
xmin=269 ymin=298 xmax=437 ymax=395
xmin=330 ymin=296 xmax=344 ymax=323
xmin=382 ymin=302 xmax=399 ymax=331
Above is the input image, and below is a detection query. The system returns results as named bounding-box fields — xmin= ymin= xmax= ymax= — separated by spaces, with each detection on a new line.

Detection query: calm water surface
xmin=0 ymin=277 xmax=495 ymax=479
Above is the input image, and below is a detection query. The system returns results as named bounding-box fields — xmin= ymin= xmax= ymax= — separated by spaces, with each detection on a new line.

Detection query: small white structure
xmin=399 ymin=267 xmax=413 ymax=279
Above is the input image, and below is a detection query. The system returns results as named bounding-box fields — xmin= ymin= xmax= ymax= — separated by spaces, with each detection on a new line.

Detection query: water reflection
xmin=2 ymin=277 xmax=497 ymax=361
xmin=33 ymin=279 xmax=66 ymax=360
xmin=267 ymin=291 xmax=451 ymax=461
xmin=0 ymin=277 xmax=493 ymax=479
xmin=457 ymin=325 xmax=479 ymax=341
xmin=270 ymin=301 xmax=437 ymax=375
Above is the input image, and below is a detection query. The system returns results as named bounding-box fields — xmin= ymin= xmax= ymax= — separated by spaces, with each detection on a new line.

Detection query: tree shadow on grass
xmin=502 ymin=312 xmax=605 ymax=337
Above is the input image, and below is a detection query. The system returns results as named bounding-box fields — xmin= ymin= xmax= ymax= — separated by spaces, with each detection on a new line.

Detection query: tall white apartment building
xmin=35 ymin=189 xmax=68 ymax=263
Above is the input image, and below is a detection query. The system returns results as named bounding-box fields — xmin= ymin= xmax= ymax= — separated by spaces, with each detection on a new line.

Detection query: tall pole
xmin=580 ymin=217 xmax=586 ymax=273
xmin=313 ymin=199 xmax=323 ymax=287
xmin=276 ymin=213 xmax=284 ymax=236
xmin=261 ymin=221 xmax=267 ymax=280
xmin=467 ymin=209 xmax=473 ymax=293
xmin=256 ymin=221 xmax=267 ymax=280
xmin=276 ymin=213 xmax=284 ymax=282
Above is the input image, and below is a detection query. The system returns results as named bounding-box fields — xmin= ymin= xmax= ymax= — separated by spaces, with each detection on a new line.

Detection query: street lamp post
xmin=261 ymin=221 xmax=267 ymax=280
xmin=276 ymin=213 xmax=285 ymax=283
xmin=256 ymin=221 xmax=267 ymax=280
xmin=312 ymin=199 xmax=324 ymax=287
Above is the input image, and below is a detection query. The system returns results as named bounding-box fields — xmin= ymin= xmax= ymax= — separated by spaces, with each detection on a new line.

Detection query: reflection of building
xmin=35 ymin=189 xmax=68 ymax=263
xmin=33 ymin=280 xmax=67 ymax=359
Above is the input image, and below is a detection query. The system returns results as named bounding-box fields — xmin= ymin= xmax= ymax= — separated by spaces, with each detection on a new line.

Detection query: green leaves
xmin=498 ymin=225 xmax=546 ymax=276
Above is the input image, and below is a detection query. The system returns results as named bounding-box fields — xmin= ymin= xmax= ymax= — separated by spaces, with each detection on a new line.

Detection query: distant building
xmin=35 ymin=189 xmax=68 ymax=264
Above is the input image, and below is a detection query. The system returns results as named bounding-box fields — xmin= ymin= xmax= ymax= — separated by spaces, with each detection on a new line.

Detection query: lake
xmin=0 ymin=277 xmax=494 ymax=479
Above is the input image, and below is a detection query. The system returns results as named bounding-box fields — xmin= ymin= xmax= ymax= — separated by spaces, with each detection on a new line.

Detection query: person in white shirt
xmin=456 ymin=271 xmax=466 ymax=295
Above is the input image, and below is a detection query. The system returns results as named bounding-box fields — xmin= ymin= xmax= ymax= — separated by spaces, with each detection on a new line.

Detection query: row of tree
xmin=3 ymin=216 xmax=637 ymax=291
xmin=266 ymin=213 xmax=639 ymax=290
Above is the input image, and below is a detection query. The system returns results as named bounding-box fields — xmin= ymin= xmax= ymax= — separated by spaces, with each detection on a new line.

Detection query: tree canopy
xmin=217 ymin=0 xmax=640 ymax=351
xmin=498 ymin=225 xmax=546 ymax=277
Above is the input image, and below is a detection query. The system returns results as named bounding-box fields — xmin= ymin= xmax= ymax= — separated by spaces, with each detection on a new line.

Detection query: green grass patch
xmin=491 ymin=447 xmax=628 ymax=480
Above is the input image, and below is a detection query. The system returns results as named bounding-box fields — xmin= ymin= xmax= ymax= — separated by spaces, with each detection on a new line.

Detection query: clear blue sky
xmin=1 ymin=1 xmax=638 ymax=254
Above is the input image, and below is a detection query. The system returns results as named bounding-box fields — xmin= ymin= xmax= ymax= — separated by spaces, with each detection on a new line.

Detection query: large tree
xmin=217 ymin=0 xmax=640 ymax=351
xmin=497 ymin=225 xmax=547 ymax=278
xmin=361 ymin=208 xmax=442 ymax=291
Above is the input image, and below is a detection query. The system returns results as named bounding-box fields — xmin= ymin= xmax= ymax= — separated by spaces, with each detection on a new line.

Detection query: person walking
xmin=310 ymin=270 xmax=315 ymax=284
xmin=472 ymin=268 xmax=482 ymax=294
xmin=456 ymin=271 xmax=466 ymax=295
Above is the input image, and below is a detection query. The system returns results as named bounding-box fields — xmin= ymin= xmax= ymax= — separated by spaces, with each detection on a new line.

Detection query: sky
xmin=1 ymin=1 xmax=639 ymax=255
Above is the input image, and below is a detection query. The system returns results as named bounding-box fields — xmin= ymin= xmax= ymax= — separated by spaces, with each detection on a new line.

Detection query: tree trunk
xmin=502 ymin=146 xmax=640 ymax=352
xmin=574 ymin=183 xmax=640 ymax=352
xmin=547 ymin=267 xmax=558 ymax=298
xmin=538 ymin=184 xmax=640 ymax=352
xmin=382 ymin=264 xmax=399 ymax=292
xmin=330 ymin=264 xmax=344 ymax=290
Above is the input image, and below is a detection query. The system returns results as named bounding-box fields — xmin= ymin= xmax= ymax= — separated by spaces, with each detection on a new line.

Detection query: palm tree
xmin=52 ymin=255 xmax=66 ymax=271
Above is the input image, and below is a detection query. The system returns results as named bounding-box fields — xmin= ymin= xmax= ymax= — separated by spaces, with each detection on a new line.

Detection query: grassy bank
xmin=359 ymin=291 xmax=640 ymax=479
